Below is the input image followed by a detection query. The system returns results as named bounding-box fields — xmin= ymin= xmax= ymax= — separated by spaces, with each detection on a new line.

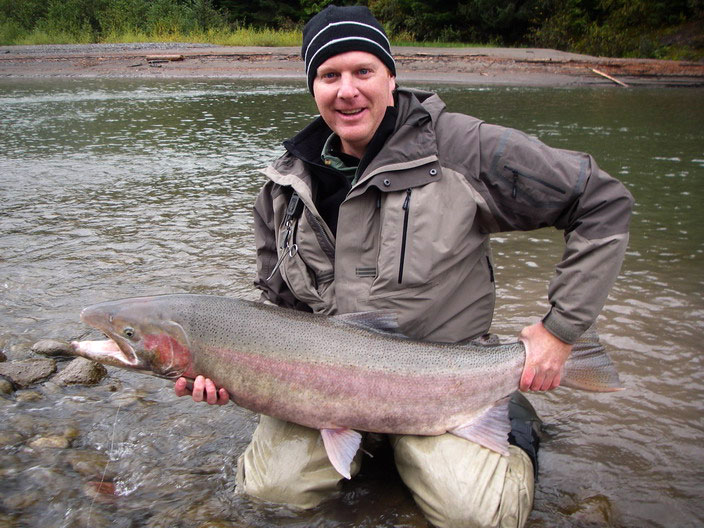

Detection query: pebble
xmin=0 ymin=431 xmax=23 ymax=448
xmin=15 ymin=390 xmax=43 ymax=403
xmin=0 ymin=358 xmax=56 ymax=388
xmin=84 ymin=480 xmax=118 ymax=503
xmin=28 ymin=433 xmax=73 ymax=449
xmin=32 ymin=339 xmax=74 ymax=358
xmin=2 ymin=489 xmax=42 ymax=510
xmin=66 ymin=449 xmax=113 ymax=479
xmin=565 ymin=494 xmax=614 ymax=526
xmin=0 ymin=375 xmax=14 ymax=395
xmin=55 ymin=357 xmax=107 ymax=386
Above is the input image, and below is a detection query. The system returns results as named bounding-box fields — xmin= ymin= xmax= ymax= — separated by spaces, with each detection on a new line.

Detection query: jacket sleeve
xmin=474 ymin=123 xmax=634 ymax=344
xmin=253 ymin=180 xmax=312 ymax=311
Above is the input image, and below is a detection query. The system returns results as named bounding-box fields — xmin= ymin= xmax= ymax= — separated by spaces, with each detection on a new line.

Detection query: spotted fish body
xmin=71 ymin=294 xmax=623 ymax=478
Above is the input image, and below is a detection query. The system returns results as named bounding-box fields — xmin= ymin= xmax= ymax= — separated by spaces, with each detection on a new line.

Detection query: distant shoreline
xmin=1 ymin=43 xmax=703 ymax=87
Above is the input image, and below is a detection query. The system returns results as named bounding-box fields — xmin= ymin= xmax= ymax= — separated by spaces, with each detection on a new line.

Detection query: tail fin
xmin=561 ymin=328 xmax=624 ymax=392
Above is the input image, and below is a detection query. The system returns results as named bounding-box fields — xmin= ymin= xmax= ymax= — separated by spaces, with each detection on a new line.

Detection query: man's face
xmin=313 ymin=51 xmax=396 ymax=159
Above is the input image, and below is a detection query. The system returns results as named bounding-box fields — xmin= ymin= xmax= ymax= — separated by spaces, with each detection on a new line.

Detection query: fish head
xmin=71 ymin=296 xmax=195 ymax=380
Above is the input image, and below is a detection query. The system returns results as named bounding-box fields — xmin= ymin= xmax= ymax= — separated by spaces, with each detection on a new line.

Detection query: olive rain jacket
xmin=253 ymin=88 xmax=633 ymax=345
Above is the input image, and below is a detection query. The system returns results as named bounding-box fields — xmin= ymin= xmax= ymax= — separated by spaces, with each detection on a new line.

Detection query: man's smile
xmin=337 ymin=108 xmax=365 ymax=116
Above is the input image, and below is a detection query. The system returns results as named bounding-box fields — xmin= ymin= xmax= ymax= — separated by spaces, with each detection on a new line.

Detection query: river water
xmin=0 ymin=79 xmax=702 ymax=527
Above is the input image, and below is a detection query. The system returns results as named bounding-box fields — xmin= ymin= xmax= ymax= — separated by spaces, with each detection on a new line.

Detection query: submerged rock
xmin=32 ymin=339 xmax=74 ymax=358
xmin=28 ymin=434 xmax=72 ymax=449
xmin=0 ymin=358 xmax=56 ymax=388
xmin=55 ymin=357 xmax=107 ymax=386
xmin=84 ymin=480 xmax=118 ymax=503
xmin=0 ymin=375 xmax=14 ymax=395
xmin=15 ymin=390 xmax=43 ymax=403
xmin=565 ymin=494 xmax=615 ymax=527
xmin=66 ymin=449 xmax=113 ymax=479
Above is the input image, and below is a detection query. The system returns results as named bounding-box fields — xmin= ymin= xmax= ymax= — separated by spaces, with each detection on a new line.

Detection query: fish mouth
xmin=71 ymin=306 xmax=141 ymax=368
xmin=70 ymin=337 xmax=140 ymax=368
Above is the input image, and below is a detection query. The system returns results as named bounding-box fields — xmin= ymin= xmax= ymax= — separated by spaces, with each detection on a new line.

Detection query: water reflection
xmin=1 ymin=79 xmax=702 ymax=527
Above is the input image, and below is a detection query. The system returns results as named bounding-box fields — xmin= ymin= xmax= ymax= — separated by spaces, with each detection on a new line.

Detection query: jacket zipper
xmin=505 ymin=164 xmax=567 ymax=195
xmin=398 ymin=188 xmax=412 ymax=284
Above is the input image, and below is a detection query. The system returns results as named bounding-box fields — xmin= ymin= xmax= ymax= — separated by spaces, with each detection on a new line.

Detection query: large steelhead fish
xmin=71 ymin=294 xmax=623 ymax=479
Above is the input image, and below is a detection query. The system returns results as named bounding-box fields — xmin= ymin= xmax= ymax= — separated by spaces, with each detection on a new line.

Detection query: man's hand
xmin=174 ymin=375 xmax=230 ymax=405
xmin=519 ymin=322 xmax=573 ymax=392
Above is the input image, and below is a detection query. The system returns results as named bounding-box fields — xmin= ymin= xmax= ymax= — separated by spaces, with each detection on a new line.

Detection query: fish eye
xmin=123 ymin=327 xmax=135 ymax=338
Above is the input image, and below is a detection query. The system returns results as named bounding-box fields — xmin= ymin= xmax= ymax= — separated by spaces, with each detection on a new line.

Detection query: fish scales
xmin=71 ymin=293 xmax=623 ymax=478
xmin=155 ymin=296 xmax=522 ymax=433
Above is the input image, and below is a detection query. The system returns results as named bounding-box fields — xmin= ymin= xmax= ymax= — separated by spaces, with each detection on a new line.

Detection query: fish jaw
xmin=71 ymin=338 xmax=141 ymax=369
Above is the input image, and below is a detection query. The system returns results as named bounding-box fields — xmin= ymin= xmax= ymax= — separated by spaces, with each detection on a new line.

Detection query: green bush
xmin=0 ymin=0 xmax=701 ymax=57
xmin=531 ymin=0 xmax=703 ymax=57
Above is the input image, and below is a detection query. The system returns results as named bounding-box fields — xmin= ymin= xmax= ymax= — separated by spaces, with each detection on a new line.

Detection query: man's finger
xmin=192 ymin=375 xmax=205 ymax=402
xmin=216 ymin=388 xmax=230 ymax=405
xmin=204 ymin=378 xmax=218 ymax=405
xmin=519 ymin=365 xmax=534 ymax=392
xmin=174 ymin=377 xmax=191 ymax=397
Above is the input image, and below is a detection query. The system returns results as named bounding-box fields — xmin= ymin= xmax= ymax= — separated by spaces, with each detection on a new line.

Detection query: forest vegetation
xmin=1 ymin=0 xmax=702 ymax=60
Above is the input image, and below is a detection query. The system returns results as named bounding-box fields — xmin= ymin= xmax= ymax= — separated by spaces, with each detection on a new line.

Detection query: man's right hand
xmin=174 ymin=375 xmax=230 ymax=405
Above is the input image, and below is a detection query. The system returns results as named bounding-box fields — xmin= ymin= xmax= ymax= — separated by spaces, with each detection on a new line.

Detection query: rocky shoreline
xmin=0 ymin=340 xmax=107 ymax=396
xmin=1 ymin=43 xmax=703 ymax=87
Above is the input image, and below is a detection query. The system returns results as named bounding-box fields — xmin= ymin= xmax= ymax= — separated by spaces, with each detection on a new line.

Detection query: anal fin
xmin=320 ymin=427 xmax=362 ymax=479
xmin=449 ymin=397 xmax=512 ymax=456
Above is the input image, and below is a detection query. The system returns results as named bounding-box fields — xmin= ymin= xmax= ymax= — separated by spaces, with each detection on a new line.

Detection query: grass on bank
xmin=1 ymin=24 xmax=700 ymax=60
xmin=1 ymin=23 xmax=486 ymax=49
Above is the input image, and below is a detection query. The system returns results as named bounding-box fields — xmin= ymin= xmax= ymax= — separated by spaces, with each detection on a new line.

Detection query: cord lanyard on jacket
xmin=266 ymin=192 xmax=304 ymax=282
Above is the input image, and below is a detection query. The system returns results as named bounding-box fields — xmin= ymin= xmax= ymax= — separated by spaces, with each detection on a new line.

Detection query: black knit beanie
xmin=302 ymin=5 xmax=396 ymax=94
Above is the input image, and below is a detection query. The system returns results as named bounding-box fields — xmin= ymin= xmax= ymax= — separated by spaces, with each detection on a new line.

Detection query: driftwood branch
xmin=591 ymin=68 xmax=629 ymax=87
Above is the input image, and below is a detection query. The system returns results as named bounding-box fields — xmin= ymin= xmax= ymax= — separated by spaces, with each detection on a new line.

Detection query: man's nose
xmin=337 ymin=73 xmax=359 ymax=98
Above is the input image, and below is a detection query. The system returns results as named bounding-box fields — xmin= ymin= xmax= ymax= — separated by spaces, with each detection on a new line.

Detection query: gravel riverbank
xmin=1 ymin=43 xmax=703 ymax=87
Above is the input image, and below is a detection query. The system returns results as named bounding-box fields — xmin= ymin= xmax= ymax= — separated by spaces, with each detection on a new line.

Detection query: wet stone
xmin=32 ymin=339 xmax=74 ymax=358
xmin=0 ymin=513 xmax=19 ymax=528
xmin=0 ymin=358 xmax=56 ymax=388
xmin=66 ymin=449 xmax=113 ymax=479
xmin=55 ymin=357 xmax=107 ymax=386
xmin=2 ymin=488 xmax=42 ymax=510
xmin=565 ymin=494 xmax=614 ymax=526
xmin=84 ymin=480 xmax=118 ymax=503
xmin=28 ymin=434 xmax=72 ymax=449
xmin=0 ymin=431 xmax=24 ymax=448
xmin=14 ymin=390 xmax=43 ymax=403
xmin=0 ymin=375 xmax=14 ymax=395
xmin=0 ymin=349 xmax=6 ymax=362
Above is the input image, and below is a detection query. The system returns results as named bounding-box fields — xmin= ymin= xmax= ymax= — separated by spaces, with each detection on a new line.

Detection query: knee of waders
xmin=414 ymin=446 xmax=535 ymax=528
xmin=507 ymin=391 xmax=542 ymax=477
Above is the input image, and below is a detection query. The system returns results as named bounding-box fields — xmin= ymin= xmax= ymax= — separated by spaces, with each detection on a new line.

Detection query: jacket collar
xmin=349 ymin=88 xmax=445 ymax=196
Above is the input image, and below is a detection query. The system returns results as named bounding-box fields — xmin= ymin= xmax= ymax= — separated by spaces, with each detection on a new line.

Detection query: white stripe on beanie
xmin=306 ymin=36 xmax=396 ymax=79
xmin=304 ymin=20 xmax=392 ymax=65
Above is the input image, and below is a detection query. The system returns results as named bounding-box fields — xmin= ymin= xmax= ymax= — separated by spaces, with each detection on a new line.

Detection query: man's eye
xmin=359 ymin=68 xmax=370 ymax=75
xmin=321 ymin=72 xmax=337 ymax=79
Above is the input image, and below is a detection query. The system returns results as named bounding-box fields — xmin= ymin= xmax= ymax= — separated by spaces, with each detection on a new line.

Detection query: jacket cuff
xmin=542 ymin=309 xmax=583 ymax=345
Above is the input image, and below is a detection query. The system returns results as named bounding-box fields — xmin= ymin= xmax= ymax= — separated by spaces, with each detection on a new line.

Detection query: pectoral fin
xmin=320 ymin=427 xmax=362 ymax=479
xmin=449 ymin=397 xmax=512 ymax=455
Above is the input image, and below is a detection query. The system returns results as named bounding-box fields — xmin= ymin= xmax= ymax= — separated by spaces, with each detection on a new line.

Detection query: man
xmin=175 ymin=5 xmax=633 ymax=527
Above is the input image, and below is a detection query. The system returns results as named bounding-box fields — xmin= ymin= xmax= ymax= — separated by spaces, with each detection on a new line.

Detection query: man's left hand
xmin=519 ymin=322 xmax=573 ymax=392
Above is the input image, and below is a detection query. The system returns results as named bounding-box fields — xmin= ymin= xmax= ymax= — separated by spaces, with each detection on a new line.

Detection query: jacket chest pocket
xmin=370 ymin=179 xmax=479 ymax=295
